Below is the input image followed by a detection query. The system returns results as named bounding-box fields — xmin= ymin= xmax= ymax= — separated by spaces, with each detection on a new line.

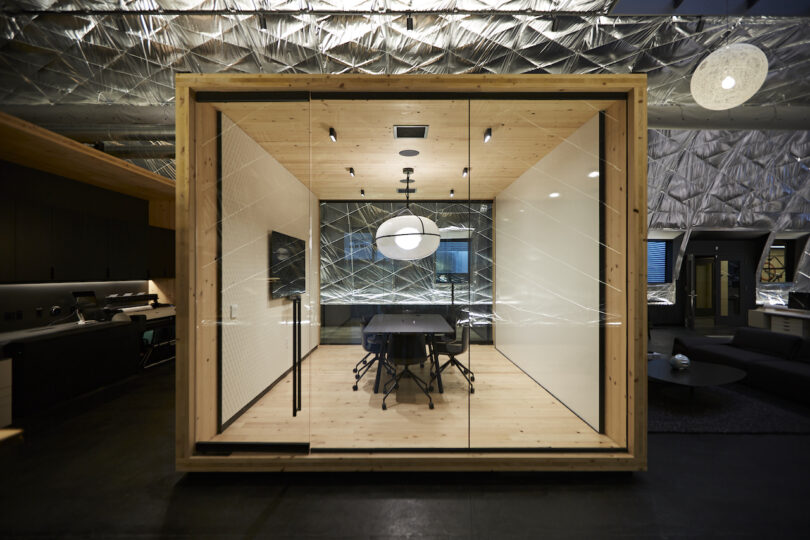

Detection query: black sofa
xmin=672 ymin=327 xmax=810 ymax=405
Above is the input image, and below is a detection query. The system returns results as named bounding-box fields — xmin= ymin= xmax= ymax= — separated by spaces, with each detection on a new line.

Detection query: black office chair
xmin=382 ymin=333 xmax=434 ymax=410
xmin=432 ymin=324 xmax=474 ymax=393
xmin=353 ymin=318 xmax=386 ymax=391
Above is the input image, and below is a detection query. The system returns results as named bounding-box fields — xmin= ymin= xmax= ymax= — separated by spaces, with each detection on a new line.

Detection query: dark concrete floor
xmin=2 ymin=338 xmax=810 ymax=539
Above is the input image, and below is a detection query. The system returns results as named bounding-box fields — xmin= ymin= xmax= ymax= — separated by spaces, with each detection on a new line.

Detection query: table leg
xmin=373 ymin=334 xmax=389 ymax=394
xmin=431 ymin=335 xmax=444 ymax=394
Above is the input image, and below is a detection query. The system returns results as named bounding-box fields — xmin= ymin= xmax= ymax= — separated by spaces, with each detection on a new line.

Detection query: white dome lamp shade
xmin=376 ymin=214 xmax=441 ymax=260
xmin=690 ymin=43 xmax=768 ymax=111
xmin=375 ymin=167 xmax=441 ymax=261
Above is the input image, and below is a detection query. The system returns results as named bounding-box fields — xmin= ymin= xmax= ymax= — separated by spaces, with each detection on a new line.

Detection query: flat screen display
xmin=435 ymin=239 xmax=469 ymax=283
xmin=269 ymin=232 xmax=306 ymax=299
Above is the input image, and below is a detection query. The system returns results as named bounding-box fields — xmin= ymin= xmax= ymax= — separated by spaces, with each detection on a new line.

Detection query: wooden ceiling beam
xmin=0 ymin=110 xmax=175 ymax=202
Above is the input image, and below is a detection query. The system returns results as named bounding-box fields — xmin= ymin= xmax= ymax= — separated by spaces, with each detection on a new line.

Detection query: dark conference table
xmin=363 ymin=313 xmax=454 ymax=394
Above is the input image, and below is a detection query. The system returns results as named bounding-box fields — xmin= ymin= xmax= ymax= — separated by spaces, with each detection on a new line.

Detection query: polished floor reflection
xmin=213 ymin=345 xmax=617 ymax=449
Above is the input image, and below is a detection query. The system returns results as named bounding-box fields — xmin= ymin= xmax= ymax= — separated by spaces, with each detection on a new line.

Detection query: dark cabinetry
xmin=2 ymin=205 xmax=174 ymax=283
xmin=147 ymin=226 xmax=175 ymax=279
xmin=1 ymin=160 xmax=174 ymax=284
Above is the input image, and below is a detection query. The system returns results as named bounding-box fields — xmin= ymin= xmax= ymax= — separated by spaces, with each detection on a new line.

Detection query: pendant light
xmin=375 ymin=168 xmax=440 ymax=261
xmin=690 ymin=7 xmax=768 ymax=111
xmin=690 ymin=43 xmax=768 ymax=110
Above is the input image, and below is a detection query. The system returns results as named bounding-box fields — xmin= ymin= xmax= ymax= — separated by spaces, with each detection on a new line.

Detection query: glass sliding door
xmin=212 ymin=98 xmax=315 ymax=446
xmin=311 ymin=97 xmax=472 ymax=449
xmin=470 ymin=99 xmax=622 ymax=449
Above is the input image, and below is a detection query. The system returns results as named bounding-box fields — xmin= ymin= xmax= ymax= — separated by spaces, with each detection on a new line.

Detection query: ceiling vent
xmin=394 ymin=125 xmax=429 ymax=139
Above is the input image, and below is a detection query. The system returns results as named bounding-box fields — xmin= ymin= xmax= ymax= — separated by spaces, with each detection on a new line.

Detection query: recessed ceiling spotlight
xmin=450 ymin=189 xmax=455 ymax=198
xmin=484 ymin=128 xmax=492 ymax=143
xmin=549 ymin=192 xmax=560 ymax=198
xmin=349 ymin=167 xmax=355 ymax=177
xmin=462 ymin=167 xmax=468 ymax=178
xmin=329 ymin=127 xmax=337 ymax=142
xmin=361 ymin=189 xmax=365 ymax=197
xmin=588 ymin=170 xmax=599 ymax=178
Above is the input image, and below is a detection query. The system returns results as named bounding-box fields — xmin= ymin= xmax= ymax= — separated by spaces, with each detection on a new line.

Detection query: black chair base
xmin=432 ymin=355 xmax=475 ymax=393
xmin=382 ymin=365 xmax=434 ymax=410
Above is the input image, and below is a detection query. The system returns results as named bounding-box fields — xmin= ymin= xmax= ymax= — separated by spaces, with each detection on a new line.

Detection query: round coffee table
xmin=648 ymin=357 xmax=746 ymax=392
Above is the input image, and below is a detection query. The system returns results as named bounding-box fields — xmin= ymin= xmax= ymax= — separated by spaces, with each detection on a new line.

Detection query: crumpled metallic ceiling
xmin=2 ymin=1 xmax=810 ymax=304
xmin=1 ymin=3 xmax=809 ymax=107
xmin=648 ymin=129 xmax=810 ymax=231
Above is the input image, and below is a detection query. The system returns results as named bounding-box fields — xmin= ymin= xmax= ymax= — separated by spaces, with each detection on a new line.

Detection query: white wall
xmin=494 ymin=115 xmax=601 ymax=429
xmin=220 ymin=114 xmax=319 ymax=424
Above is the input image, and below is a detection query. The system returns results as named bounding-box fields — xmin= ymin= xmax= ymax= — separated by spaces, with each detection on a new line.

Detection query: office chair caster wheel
xmin=471 ymin=375 xmax=475 ymax=382
xmin=470 ymin=387 xmax=475 ymax=394
xmin=352 ymin=384 xmax=358 ymax=391
xmin=382 ymin=403 xmax=387 ymax=410
xmin=394 ymin=384 xmax=400 ymax=390
xmin=429 ymin=402 xmax=434 ymax=409
xmin=355 ymin=374 xmax=360 ymax=380
xmin=353 ymin=368 xmax=358 ymax=373
xmin=428 ymin=386 xmax=434 ymax=392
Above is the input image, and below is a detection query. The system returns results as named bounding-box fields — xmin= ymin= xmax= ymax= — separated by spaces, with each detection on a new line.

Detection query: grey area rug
xmin=648 ymin=381 xmax=810 ymax=434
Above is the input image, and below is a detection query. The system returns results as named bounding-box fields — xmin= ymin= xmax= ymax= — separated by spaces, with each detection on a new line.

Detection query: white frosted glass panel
xmin=219 ymin=114 xmax=317 ymax=426
xmin=494 ymin=114 xmax=601 ymax=429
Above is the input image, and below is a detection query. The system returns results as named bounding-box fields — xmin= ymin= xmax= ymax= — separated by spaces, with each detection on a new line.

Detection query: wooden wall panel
xmin=194 ymin=103 xmax=220 ymax=442
xmin=602 ymin=101 xmax=628 ymax=447
xmin=627 ymin=86 xmax=648 ymax=468
xmin=175 ymin=84 xmax=195 ymax=462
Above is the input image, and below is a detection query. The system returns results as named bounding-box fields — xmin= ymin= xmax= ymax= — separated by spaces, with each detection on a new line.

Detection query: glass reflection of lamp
xmin=375 ymin=168 xmax=440 ymax=260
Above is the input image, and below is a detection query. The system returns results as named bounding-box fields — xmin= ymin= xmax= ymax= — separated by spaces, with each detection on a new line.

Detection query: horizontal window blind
xmin=648 ymin=241 xmax=668 ymax=284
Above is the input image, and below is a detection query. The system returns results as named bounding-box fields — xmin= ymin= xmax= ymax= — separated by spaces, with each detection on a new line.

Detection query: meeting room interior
xmin=174 ymin=74 xmax=645 ymax=470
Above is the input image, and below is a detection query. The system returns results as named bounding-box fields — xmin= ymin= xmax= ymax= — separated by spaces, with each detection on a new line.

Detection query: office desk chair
xmin=382 ymin=333 xmax=434 ymax=410
xmin=353 ymin=318 xmax=387 ymax=391
xmin=432 ymin=324 xmax=474 ymax=393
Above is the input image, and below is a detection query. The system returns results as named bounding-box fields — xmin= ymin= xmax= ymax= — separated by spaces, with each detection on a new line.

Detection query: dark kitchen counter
xmin=0 ymin=320 xmax=133 ymax=352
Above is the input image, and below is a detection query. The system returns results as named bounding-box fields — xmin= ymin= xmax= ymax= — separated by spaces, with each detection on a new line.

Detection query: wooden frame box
xmin=175 ymin=74 xmax=648 ymax=472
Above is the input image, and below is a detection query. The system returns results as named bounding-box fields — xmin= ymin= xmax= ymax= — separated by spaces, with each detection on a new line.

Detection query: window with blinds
xmin=648 ymin=240 xmax=669 ymax=284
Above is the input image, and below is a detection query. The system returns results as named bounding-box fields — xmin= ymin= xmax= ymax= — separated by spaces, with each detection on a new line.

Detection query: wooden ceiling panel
xmin=219 ymin=99 xmax=617 ymax=200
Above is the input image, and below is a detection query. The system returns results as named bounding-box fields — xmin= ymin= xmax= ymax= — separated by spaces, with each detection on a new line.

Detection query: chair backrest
xmin=458 ymin=324 xmax=470 ymax=355
xmin=361 ymin=317 xmax=381 ymax=353
xmin=387 ymin=333 xmax=428 ymax=365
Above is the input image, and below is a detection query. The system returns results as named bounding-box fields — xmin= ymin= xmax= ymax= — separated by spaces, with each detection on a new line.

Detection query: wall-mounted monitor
xmin=269 ymin=231 xmax=306 ymax=299
xmin=435 ymin=238 xmax=470 ymax=284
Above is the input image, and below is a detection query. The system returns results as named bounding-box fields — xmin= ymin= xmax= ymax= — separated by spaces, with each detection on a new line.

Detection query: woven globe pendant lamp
xmin=690 ymin=43 xmax=768 ymax=111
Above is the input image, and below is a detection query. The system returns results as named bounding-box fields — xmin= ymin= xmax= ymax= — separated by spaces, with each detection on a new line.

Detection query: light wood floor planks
xmin=213 ymin=345 xmax=619 ymax=449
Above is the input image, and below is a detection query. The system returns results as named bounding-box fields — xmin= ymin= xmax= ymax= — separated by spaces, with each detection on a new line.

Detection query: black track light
xmin=551 ymin=17 xmax=559 ymax=33
xmin=484 ymin=128 xmax=492 ymax=143
xmin=349 ymin=167 xmax=355 ymax=177
xmin=361 ymin=189 xmax=365 ymax=197
xmin=462 ymin=167 xmax=468 ymax=178
xmin=450 ymin=189 xmax=455 ymax=198
xmin=329 ymin=127 xmax=337 ymax=142
xmin=406 ymin=13 xmax=414 ymax=31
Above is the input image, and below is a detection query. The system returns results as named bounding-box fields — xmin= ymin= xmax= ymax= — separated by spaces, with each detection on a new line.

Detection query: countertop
xmin=0 ymin=320 xmax=133 ymax=350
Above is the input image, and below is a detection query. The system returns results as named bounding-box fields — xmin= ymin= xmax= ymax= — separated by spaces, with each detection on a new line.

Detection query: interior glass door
xmin=212 ymin=98 xmax=314 ymax=446
xmin=312 ymin=97 xmax=472 ymax=450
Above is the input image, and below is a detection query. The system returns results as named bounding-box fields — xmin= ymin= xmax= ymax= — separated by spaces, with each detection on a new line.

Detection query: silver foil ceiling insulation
xmin=2 ymin=2 xmax=809 ymax=303
xmin=320 ymin=200 xmax=493 ymax=307
xmin=1 ymin=6 xmax=809 ymax=107
xmin=648 ymin=128 xmax=810 ymax=304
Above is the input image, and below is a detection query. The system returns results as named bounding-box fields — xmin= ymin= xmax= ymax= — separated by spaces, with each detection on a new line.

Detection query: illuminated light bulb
xmin=394 ymin=227 xmax=422 ymax=250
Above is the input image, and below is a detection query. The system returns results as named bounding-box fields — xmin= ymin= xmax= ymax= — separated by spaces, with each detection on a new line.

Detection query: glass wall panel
xmin=213 ymin=100 xmax=315 ymax=445
xmin=471 ymin=100 xmax=619 ymax=448
xmin=311 ymin=98 xmax=472 ymax=449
